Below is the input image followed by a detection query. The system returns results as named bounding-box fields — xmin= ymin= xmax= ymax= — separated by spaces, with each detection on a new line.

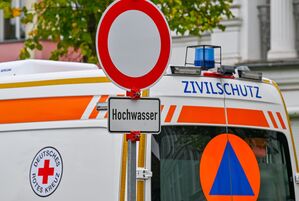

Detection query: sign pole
xmin=127 ymin=139 xmax=136 ymax=201
xmin=127 ymin=132 xmax=139 ymax=201
xmin=126 ymin=90 xmax=141 ymax=201
xmin=96 ymin=1 xmax=171 ymax=200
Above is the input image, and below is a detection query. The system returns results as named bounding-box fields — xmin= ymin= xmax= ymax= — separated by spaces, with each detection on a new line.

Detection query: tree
xmin=0 ymin=0 xmax=233 ymax=63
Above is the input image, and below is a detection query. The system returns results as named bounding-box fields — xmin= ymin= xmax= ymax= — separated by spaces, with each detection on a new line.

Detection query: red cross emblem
xmin=38 ymin=160 xmax=54 ymax=184
xmin=30 ymin=147 xmax=63 ymax=197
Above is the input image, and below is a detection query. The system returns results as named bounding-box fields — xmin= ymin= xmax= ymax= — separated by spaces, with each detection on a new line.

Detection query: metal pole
xmin=126 ymin=89 xmax=140 ymax=201
xmin=127 ymin=139 xmax=136 ymax=201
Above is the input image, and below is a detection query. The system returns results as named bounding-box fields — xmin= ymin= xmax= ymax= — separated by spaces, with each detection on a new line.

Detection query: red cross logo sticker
xmin=38 ymin=160 xmax=54 ymax=184
xmin=30 ymin=147 xmax=63 ymax=197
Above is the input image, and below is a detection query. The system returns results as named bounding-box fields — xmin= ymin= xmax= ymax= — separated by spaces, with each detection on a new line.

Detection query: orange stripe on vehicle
xmin=165 ymin=105 xmax=176 ymax=123
xmin=268 ymin=111 xmax=278 ymax=128
xmin=88 ymin=95 xmax=109 ymax=119
xmin=89 ymin=106 xmax=99 ymax=119
xmin=178 ymin=106 xmax=226 ymax=124
xmin=117 ymin=94 xmax=125 ymax=97
xmin=0 ymin=96 xmax=92 ymax=124
xmin=101 ymin=95 xmax=109 ymax=119
xmin=227 ymin=108 xmax=269 ymax=128
xmin=104 ymin=112 xmax=108 ymax=119
xmin=99 ymin=95 xmax=109 ymax=103
xmin=160 ymin=105 xmax=164 ymax=112
xmin=276 ymin=112 xmax=287 ymax=129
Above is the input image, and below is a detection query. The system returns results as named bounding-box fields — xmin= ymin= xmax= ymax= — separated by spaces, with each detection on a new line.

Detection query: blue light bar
xmin=194 ymin=47 xmax=215 ymax=68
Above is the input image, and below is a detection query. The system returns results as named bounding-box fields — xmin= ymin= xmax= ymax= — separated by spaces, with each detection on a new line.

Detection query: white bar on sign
xmin=108 ymin=97 xmax=161 ymax=133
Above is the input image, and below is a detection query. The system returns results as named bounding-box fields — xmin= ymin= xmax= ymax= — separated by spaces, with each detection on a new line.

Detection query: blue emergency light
xmin=172 ymin=45 xmax=262 ymax=81
xmin=183 ymin=45 xmax=221 ymax=70
xmin=194 ymin=47 xmax=215 ymax=68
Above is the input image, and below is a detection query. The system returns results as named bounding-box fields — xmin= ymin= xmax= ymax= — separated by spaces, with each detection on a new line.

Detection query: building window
xmin=0 ymin=0 xmax=25 ymax=42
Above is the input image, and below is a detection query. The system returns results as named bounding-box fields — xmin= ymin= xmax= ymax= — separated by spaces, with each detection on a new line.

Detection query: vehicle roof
xmin=0 ymin=59 xmax=100 ymax=76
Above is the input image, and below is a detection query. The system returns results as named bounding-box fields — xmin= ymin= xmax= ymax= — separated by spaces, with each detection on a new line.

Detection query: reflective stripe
xmin=104 ymin=112 xmax=108 ymax=119
xmin=81 ymin=96 xmax=100 ymax=120
xmin=276 ymin=112 xmax=287 ymax=129
xmin=88 ymin=97 xmax=101 ymax=119
xmin=267 ymin=111 xmax=278 ymax=129
xmin=160 ymin=105 xmax=164 ymax=112
xmin=178 ymin=106 xmax=226 ymax=124
xmin=0 ymin=94 xmax=288 ymax=131
xmin=165 ymin=105 xmax=176 ymax=123
xmin=162 ymin=105 xmax=284 ymax=129
xmin=227 ymin=108 xmax=269 ymax=128
xmin=93 ymin=95 xmax=109 ymax=119
xmin=0 ymin=96 xmax=92 ymax=124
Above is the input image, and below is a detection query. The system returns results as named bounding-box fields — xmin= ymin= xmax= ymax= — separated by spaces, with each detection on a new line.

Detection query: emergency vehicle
xmin=0 ymin=48 xmax=298 ymax=201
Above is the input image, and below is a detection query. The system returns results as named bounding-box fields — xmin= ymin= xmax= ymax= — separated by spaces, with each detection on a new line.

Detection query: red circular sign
xmin=200 ymin=134 xmax=260 ymax=201
xmin=96 ymin=0 xmax=171 ymax=90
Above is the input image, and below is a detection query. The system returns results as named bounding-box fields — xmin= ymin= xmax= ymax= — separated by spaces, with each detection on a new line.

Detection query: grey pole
xmin=127 ymin=139 xmax=137 ymax=201
xmin=126 ymin=90 xmax=140 ymax=201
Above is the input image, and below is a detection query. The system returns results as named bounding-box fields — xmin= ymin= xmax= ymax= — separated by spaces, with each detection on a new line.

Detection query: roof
xmin=0 ymin=59 xmax=100 ymax=77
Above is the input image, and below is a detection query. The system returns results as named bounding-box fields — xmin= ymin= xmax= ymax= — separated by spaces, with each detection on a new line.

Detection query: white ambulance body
xmin=0 ymin=59 xmax=297 ymax=201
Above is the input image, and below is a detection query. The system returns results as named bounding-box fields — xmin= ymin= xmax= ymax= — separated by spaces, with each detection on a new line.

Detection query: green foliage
xmin=1 ymin=0 xmax=233 ymax=63
xmin=0 ymin=0 xmax=13 ymax=18
xmin=153 ymin=0 xmax=233 ymax=35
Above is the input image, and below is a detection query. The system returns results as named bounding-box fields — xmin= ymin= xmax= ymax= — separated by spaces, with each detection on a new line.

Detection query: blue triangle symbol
xmin=209 ymin=141 xmax=254 ymax=196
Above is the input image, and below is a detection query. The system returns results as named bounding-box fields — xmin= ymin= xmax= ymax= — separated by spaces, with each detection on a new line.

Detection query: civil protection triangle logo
xmin=29 ymin=147 xmax=63 ymax=197
xmin=200 ymin=134 xmax=260 ymax=201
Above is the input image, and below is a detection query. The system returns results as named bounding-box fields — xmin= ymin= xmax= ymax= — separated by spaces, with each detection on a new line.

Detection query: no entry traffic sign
xmin=96 ymin=0 xmax=171 ymax=90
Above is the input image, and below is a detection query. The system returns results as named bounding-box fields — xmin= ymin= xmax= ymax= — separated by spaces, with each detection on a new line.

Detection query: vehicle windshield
xmin=151 ymin=126 xmax=295 ymax=201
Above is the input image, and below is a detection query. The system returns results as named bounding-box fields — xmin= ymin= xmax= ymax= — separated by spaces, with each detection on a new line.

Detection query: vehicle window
xmin=151 ymin=126 xmax=295 ymax=201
